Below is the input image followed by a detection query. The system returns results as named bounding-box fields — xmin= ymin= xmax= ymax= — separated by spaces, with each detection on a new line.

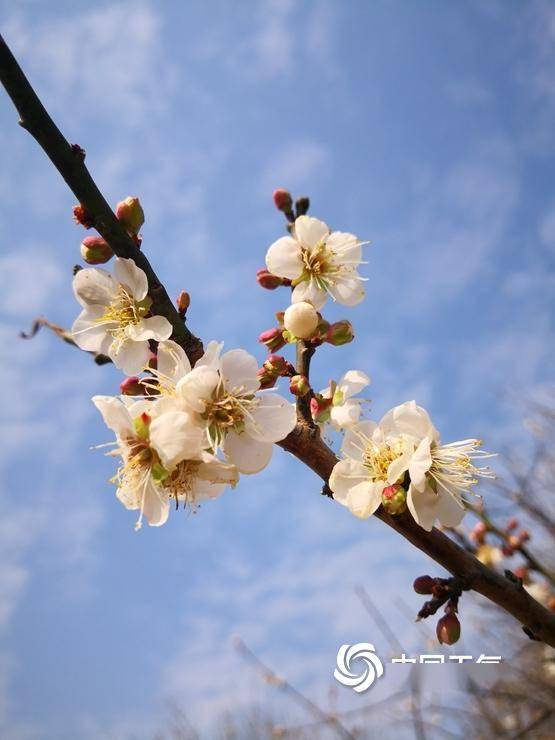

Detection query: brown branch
xmin=295 ymin=339 xmax=315 ymax=424
xmin=3 ymin=32 xmax=555 ymax=649
xmin=278 ymin=425 xmax=555 ymax=647
xmin=0 ymin=32 xmax=203 ymax=365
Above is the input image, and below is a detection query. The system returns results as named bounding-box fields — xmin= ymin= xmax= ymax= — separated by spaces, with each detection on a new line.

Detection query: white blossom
xmin=72 ymin=257 xmax=172 ymax=375
xmin=283 ymin=301 xmax=319 ymax=339
xmin=152 ymin=340 xmax=297 ymax=474
xmin=92 ymin=395 xmax=237 ymax=530
xmin=316 ymin=370 xmax=370 ymax=430
xmin=265 ymin=215 xmax=366 ymax=309
xmin=329 ymin=400 xmax=494 ymax=530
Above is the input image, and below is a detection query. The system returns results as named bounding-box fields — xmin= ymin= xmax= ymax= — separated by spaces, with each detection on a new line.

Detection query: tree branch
xmin=2 ymin=32 xmax=555 ymax=648
xmin=0 ymin=33 xmax=203 ymax=365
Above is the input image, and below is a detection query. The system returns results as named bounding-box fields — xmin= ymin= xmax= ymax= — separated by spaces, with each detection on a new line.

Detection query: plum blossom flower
xmin=93 ymin=395 xmax=237 ymax=530
xmin=314 ymin=370 xmax=370 ymax=430
xmin=329 ymin=400 xmax=494 ymax=530
xmin=72 ymin=258 xmax=172 ymax=375
xmin=265 ymin=215 xmax=366 ymax=310
xmin=151 ymin=340 xmax=297 ymax=474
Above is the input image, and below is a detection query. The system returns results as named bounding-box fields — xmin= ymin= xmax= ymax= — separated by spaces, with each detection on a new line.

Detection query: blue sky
xmin=0 ymin=0 xmax=554 ymax=737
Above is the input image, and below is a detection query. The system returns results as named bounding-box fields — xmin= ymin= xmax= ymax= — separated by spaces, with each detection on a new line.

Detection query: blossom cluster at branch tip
xmin=329 ymin=400 xmax=495 ymax=531
xmin=265 ymin=215 xmax=367 ymax=309
xmin=92 ymin=326 xmax=297 ymax=528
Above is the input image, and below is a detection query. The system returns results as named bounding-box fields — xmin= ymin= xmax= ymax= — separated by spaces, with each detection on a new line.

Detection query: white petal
xmin=338 ymin=370 xmax=370 ymax=400
xmin=195 ymin=340 xmax=223 ymax=370
xmin=176 ymin=366 xmax=220 ymax=413
xmin=407 ymin=482 xmax=440 ymax=531
xmin=380 ymin=400 xmax=439 ymax=443
xmin=141 ymin=480 xmax=170 ymax=527
xmin=197 ymin=457 xmax=239 ymax=488
xmin=347 ymin=480 xmax=384 ymax=519
xmin=188 ymin=478 xmax=227 ymax=503
xmin=72 ymin=307 xmax=113 ymax=353
xmin=386 ymin=449 xmax=411 ymax=484
xmin=223 ymin=431 xmax=273 ymax=473
xmin=149 ymin=411 xmax=203 ymax=469
xmin=73 ymin=267 xmax=115 ymax=308
xmin=156 ymin=340 xmax=191 ymax=384
xmin=110 ymin=339 xmax=150 ymax=376
xmin=245 ymin=394 xmax=296 ymax=443
xmin=113 ymin=257 xmax=148 ymax=300
xmin=126 ymin=315 xmax=173 ymax=342
xmin=329 ymin=458 xmax=369 ymax=504
xmin=330 ymin=401 xmax=361 ymax=430
xmin=294 ymin=215 xmax=330 ymax=250
xmin=92 ymin=395 xmax=133 ymax=437
xmin=341 ymin=421 xmax=377 ymax=461
xmin=326 ymin=231 xmax=362 ymax=264
xmin=220 ymin=349 xmax=260 ymax=395
xmin=436 ymin=491 xmax=466 ymax=528
xmin=265 ymin=236 xmax=303 ymax=280
xmin=408 ymin=437 xmax=433 ymax=491
xmin=327 ymin=274 xmax=365 ymax=306
xmin=291 ymin=278 xmax=327 ymax=309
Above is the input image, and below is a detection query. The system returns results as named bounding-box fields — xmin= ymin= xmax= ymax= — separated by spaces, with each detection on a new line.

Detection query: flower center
xmin=163 ymin=460 xmax=202 ymax=503
xmin=298 ymin=241 xmax=339 ymax=289
xmin=202 ymin=385 xmax=257 ymax=449
xmin=363 ymin=438 xmax=406 ymax=482
xmin=97 ymin=285 xmax=151 ymax=345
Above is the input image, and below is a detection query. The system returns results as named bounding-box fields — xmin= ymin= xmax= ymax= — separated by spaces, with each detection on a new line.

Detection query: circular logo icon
xmin=334 ymin=643 xmax=384 ymax=693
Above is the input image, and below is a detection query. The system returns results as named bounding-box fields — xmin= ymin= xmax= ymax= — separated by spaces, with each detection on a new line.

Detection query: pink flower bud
xmin=257 ymin=367 xmax=277 ymax=390
xmin=506 ymin=517 xmax=518 ymax=531
xmin=513 ymin=566 xmax=529 ymax=583
xmin=413 ymin=575 xmax=435 ymax=595
xmin=289 ymin=374 xmax=310 ymax=397
xmin=326 ymin=320 xmax=355 ymax=346
xmin=80 ymin=236 xmax=114 ymax=265
xmin=263 ymin=354 xmax=292 ymax=377
xmin=273 ymin=188 xmax=293 ymax=213
xmin=381 ymin=483 xmax=407 ymax=515
xmin=115 ymin=196 xmax=144 ymax=235
xmin=295 ymin=196 xmax=310 ymax=216
xmin=310 ymin=394 xmax=332 ymax=424
xmin=256 ymin=268 xmax=284 ymax=290
xmin=176 ymin=290 xmax=190 ymax=316
xmin=470 ymin=521 xmax=487 ymax=544
xmin=72 ymin=204 xmax=95 ymax=229
xmin=436 ymin=612 xmax=461 ymax=645
xmin=258 ymin=328 xmax=286 ymax=352
xmin=120 ymin=377 xmax=144 ymax=396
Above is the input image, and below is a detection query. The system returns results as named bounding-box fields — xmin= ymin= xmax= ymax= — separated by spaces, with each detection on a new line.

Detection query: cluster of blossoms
xmin=71 ymin=189 xmax=494 ymax=536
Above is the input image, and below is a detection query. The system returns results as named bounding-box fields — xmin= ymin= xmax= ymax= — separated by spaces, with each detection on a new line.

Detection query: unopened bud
xmin=284 ymin=301 xmax=319 ymax=339
xmin=80 ymin=235 xmax=113 ymax=265
xmin=548 ymin=595 xmax=555 ymax=612
xmin=257 ymin=367 xmax=277 ymax=390
xmin=381 ymin=483 xmax=407 ymax=515
xmin=176 ymin=290 xmax=190 ymax=316
xmin=310 ymin=394 xmax=332 ymax=424
xmin=436 ymin=612 xmax=461 ymax=645
xmin=115 ymin=196 xmax=144 ymax=235
xmin=258 ymin=327 xmax=286 ymax=352
xmin=289 ymin=374 xmax=310 ymax=397
xmin=310 ymin=317 xmax=330 ymax=346
xmin=326 ymin=320 xmax=355 ymax=346
xmin=506 ymin=517 xmax=518 ymax=531
xmin=256 ymin=268 xmax=285 ymax=290
xmin=263 ymin=354 xmax=292 ymax=377
xmin=518 ymin=529 xmax=530 ymax=543
xmin=295 ymin=196 xmax=310 ymax=216
xmin=413 ymin=575 xmax=435 ymax=595
xmin=470 ymin=521 xmax=487 ymax=544
xmin=513 ymin=566 xmax=529 ymax=583
xmin=120 ymin=376 xmax=144 ymax=396
xmin=273 ymin=188 xmax=293 ymax=214
xmin=72 ymin=204 xmax=95 ymax=228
